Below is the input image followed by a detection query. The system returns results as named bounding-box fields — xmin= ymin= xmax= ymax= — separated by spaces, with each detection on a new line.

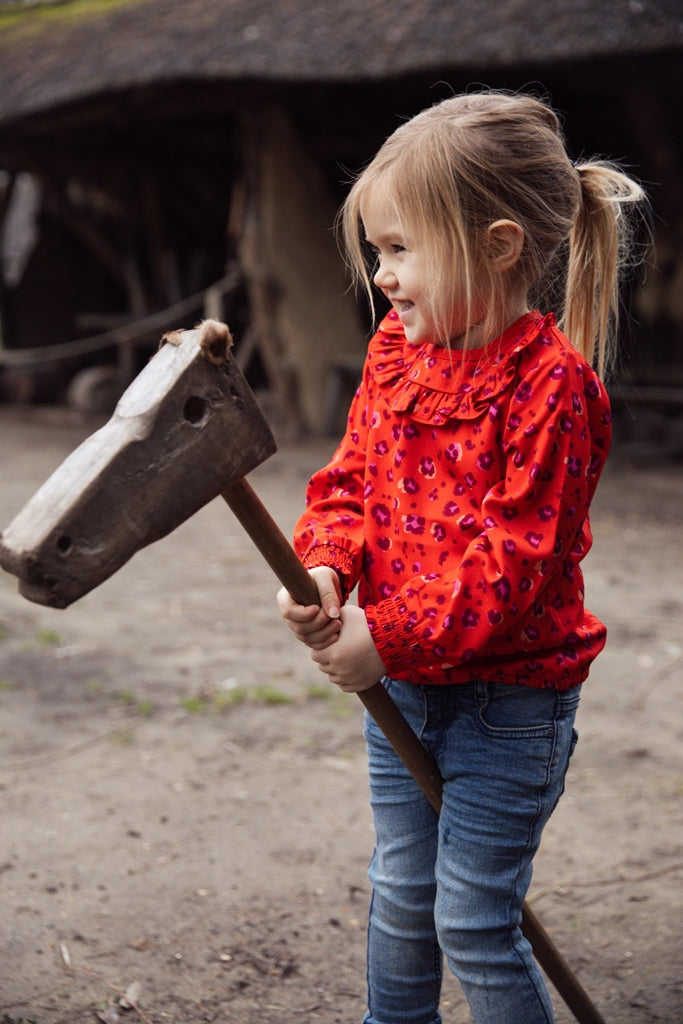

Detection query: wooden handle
xmin=222 ymin=476 xmax=319 ymax=606
xmin=221 ymin=477 xmax=443 ymax=807
xmin=221 ymin=475 xmax=605 ymax=1024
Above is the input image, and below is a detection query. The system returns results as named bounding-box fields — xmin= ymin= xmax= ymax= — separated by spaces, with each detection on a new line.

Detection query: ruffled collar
xmin=369 ymin=309 xmax=554 ymax=424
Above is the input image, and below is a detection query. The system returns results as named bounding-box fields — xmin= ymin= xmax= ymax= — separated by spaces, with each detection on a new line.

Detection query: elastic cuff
xmin=365 ymin=596 xmax=424 ymax=677
xmin=302 ymin=544 xmax=356 ymax=602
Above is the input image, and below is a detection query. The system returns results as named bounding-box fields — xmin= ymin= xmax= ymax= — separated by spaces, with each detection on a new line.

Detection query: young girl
xmin=277 ymin=90 xmax=646 ymax=1024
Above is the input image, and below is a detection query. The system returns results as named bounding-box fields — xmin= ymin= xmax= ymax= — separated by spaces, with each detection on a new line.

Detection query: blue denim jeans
xmin=362 ymin=678 xmax=581 ymax=1024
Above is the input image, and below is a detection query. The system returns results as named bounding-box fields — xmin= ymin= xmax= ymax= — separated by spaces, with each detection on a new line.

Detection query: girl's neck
xmin=446 ymin=300 xmax=530 ymax=351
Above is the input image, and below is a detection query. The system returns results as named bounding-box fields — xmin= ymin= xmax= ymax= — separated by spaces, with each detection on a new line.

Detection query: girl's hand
xmin=276 ymin=566 xmax=342 ymax=650
xmin=310 ymin=604 xmax=386 ymax=693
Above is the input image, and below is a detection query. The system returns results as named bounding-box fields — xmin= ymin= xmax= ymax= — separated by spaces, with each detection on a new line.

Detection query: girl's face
xmin=361 ymin=192 xmax=473 ymax=346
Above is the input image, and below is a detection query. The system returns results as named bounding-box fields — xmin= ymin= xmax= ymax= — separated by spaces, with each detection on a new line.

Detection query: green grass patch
xmin=180 ymin=694 xmax=209 ymax=714
xmin=251 ymin=686 xmax=292 ymax=705
xmin=304 ymin=683 xmax=356 ymax=717
xmin=110 ymin=726 xmax=135 ymax=746
xmin=0 ymin=0 xmax=145 ymax=34
xmin=305 ymin=683 xmax=333 ymax=701
xmin=36 ymin=629 xmax=61 ymax=649
xmin=213 ymin=687 xmax=248 ymax=710
xmin=180 ymin=685 xmax=293 ymax=714
xmin=114 ymin=688 xmax=153 ymax=715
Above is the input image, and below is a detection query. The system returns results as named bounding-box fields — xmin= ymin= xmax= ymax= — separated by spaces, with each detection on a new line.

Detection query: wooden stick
xmin=221 ymin=475 xmax=606 ymax=1024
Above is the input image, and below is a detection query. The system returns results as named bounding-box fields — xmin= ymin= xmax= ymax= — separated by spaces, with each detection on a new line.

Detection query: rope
xmin=0 ymin=271 xmax=239 ymax=367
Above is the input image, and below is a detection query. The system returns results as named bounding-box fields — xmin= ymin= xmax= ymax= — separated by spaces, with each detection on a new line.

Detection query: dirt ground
xmin=0 ymin=403 xmax=681 ymax=1024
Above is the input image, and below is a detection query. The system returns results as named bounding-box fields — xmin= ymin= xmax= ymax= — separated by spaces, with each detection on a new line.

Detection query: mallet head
xmin=0 ymin=321 xmax=277 ymax=608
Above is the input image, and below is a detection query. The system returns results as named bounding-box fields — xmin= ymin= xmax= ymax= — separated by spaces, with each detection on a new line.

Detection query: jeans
xmin=362 ymin=678 xmax=581 ymax=1024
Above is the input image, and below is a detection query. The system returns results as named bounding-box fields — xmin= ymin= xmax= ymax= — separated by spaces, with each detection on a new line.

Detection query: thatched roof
xmin=0 ymin=0 xmax=680 ymax=128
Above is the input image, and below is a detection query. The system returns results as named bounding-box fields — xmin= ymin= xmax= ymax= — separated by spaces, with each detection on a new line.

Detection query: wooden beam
xmin=41 ymin=178 xmax=128 ymax=288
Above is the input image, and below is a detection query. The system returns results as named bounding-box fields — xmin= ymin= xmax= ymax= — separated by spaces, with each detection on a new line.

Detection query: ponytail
xmin=564 ymin=162 xmax=648 ymax=379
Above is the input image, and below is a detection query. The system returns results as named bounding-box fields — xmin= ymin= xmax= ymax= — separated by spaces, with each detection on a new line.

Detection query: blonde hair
xmin=339 ymin=91 xmax=648 ymax=377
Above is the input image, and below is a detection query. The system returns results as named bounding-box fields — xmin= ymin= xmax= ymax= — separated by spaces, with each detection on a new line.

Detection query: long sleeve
xmin=293 ymin=362 xmax=371 ymax=599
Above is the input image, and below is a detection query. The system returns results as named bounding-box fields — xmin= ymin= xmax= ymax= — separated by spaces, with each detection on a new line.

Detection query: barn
xmin=0 ymin=0 xmax=680 ymax=436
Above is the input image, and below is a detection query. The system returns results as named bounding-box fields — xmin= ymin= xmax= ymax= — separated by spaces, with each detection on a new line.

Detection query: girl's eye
xmin=365 ymin=243 xmax=405 ymax=257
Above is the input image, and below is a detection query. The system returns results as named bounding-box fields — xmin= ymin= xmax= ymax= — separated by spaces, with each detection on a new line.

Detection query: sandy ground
xmin=0 ymin=404 xmax=682 ymax=1024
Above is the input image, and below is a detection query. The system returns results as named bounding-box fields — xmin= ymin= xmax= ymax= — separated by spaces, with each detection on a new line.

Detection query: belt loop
xmin=474 ymin=679 xmax=488 ymax=701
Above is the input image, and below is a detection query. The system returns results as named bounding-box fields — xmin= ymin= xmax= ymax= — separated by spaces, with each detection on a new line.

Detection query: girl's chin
xmin=403 ymin=327 xmax=434 ymax=346
xmin=398 ymin=313 xmax=429 ymax=344
xmin=401 ymin=325 xmax=424 ymax=344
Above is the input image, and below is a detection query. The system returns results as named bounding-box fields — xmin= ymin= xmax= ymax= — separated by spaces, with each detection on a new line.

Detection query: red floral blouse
xmin=294 ymin=310 xmax=611 ymax=690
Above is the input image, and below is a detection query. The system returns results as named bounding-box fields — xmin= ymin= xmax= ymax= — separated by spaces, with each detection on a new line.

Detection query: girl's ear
xmin=486 ymin=220 xmax=525 ymax=273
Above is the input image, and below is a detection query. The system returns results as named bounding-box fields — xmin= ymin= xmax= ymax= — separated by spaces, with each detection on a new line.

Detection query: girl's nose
xmin=373 ymin=260 xmax=396 ymax=290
